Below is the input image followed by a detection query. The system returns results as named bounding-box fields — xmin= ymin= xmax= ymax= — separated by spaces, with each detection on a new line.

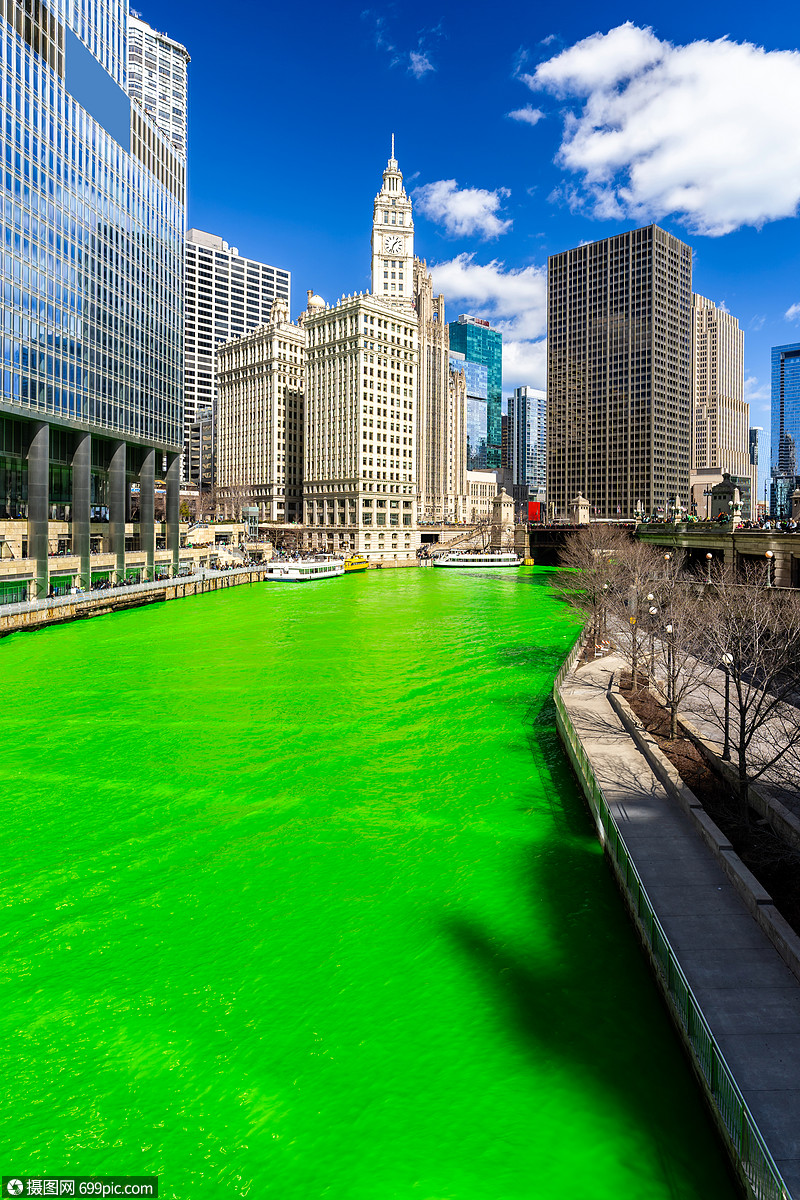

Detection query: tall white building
xmin=690 ymin=294 xmax=751 ymax=514
xmin=371 ymin=140 xmax=415 ymax=311
xmin=304 ymin=287 xmax=419 ymax=561
xmin=127 ymin=14 xmax=190 ymax=158
xmin=216 ymin=299 xmax=305 ymax=523
xmin=184 ymin=229 xmax=291 ymax=483
xmin=414 ymin=260 xmax=467 ymax=522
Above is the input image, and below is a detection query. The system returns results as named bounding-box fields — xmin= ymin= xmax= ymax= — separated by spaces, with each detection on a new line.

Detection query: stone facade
xmin=216 ymin=299 xmax=305 ymax=523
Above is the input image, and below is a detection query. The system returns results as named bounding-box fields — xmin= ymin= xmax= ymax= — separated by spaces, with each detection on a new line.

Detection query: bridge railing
xmin=553 ymin=645 xmax=793 ymax=1200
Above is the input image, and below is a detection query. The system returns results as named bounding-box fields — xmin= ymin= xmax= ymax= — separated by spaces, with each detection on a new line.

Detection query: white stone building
xmin=216 ymin=299 xmax=305 ymax=522
xmin=184 ymin=229 xmax=291 ymax=484
xmin=690 ymin=293 xmax=752 ymax=515
xmin=371 ymin=137 xmax=415 ymax=312
xmin=414 ymin=260 xmax=467 ymax=523
xmin=303 ymin=291 xmax=418 ymax=560
xmin=127 ymin=14 xmax=190 ymax=157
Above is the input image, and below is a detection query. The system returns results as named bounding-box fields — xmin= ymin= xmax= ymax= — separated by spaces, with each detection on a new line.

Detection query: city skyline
xmin=144 ymin=0 xmax=800 ymax=472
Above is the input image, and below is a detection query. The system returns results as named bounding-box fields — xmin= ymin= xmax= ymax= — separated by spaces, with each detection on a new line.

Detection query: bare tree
xmin=649 ymin=589 xmax=710 ymax=738
xmin=604 ymin=538 xmax=668 ymax=688
xmin=697 ymin=565 xmax=800 ymax=817
xmin=555 ymin=525 xmax=632 ymax=657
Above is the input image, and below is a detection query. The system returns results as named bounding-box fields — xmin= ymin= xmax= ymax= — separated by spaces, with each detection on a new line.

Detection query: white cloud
xmin=429 ymin=254 xmax=548 ymax=389
xmin=786 ymin=303 xmax=800 ymax=321
xmin=414 ymin=180 xmax=513 ymax=239
xmin=408 ymin=51 xmax=434 ymax=78
xmin=363 ymin=12 xmax=439 ymax=79
xmin=527 ymin=23 xmax=800 ymax=235
xmin=507 ymin=105 xmax=545 ymax=126
xmin=745 ymin=374 xmax=770 ymax=410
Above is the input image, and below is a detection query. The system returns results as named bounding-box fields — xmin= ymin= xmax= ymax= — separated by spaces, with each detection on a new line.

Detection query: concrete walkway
xmin=561 ymin=653 xmax=800 ymax=1197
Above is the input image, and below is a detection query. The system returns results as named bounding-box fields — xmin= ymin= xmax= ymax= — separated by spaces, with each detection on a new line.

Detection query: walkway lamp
xmin=722 ymin=653 xmax=733 ymax=761
xmin=665 ymin=623 xmax=674 ymax=706
xmin=706 ymin=552 xmax=713 ymax=585
xmin=648 ymin=605 xmax=658 ymax=678
xmin=765 ymin=550 xmax=774 ymax=588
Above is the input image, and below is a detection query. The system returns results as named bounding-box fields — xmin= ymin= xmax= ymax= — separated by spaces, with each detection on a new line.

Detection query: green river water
xmin=2 ymin=567 xmax=736 ymax=1199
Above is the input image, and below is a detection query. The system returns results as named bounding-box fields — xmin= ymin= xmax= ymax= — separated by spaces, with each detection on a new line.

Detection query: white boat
xmin=433 ymin=551 xmax=522 ymax=569
xmin=265 ymin=558 xmax=345 ymax=582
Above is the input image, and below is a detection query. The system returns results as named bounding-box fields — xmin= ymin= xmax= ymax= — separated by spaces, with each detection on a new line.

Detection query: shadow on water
xmin=440 ymin=625 xmax=739 ymax=1196
xmin=444 ymin=831 xmax=736 ymax=1195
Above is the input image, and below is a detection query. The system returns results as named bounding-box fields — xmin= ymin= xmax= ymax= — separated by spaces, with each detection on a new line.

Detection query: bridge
xmin=636 ymin=522 xmax=800 ymax=588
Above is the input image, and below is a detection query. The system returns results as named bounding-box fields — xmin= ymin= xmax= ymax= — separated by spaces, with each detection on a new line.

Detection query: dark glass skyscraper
xmin=770 ymin=343 xmax=800 ymax=516
xmin=448 ymin=315 xmax=502 ymax=468
xmin=547 ymin=225 xmax=692 ymax=520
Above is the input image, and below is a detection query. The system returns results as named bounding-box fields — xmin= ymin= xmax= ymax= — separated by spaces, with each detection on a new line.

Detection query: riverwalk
xmin=0 ymin=566 xmax=267 ymax=637
xmin=558 ymin=651 xmax=800 ymax=1200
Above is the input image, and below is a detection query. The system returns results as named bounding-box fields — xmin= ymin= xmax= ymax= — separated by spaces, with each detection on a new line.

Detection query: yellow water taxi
xmin=344 ymin=555 xmax=369 ymax=573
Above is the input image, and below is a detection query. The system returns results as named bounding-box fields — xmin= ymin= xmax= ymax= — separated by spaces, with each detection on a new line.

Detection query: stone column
xmin=109 ymin=440 xmax=127 ymax=584
xmin=140 ymin=449 xmax=155 ymax=581
xmin=166 ymin=451 xmax=180 ymax=576
xmin=71 ymin=432 xmax=91 ymax=590
xmin=27 ymin=420 xmax=49 ymax=599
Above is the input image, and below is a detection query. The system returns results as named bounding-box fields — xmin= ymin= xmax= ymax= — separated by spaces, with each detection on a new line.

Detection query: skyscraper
xmin=448 ymin=315 xmax=502 ymax=468
xmin=770 ymin=343 xmax=800 ymax=516
xmin=508 ymin=387 xmax=546 ymax=494
xmin=547 ymin=225 xmax=692 ymax=520
xmin=216 ymin=298 xmax=305 ymax=523
xmin=414 ymin=260 xmax=466 ymax=522
xmin=184 ymin=229 xmax=290 ymax=484
xmin=690 ymin=294 xmax=750 ymax=516
xmin=126 ymin=14 xmax=190 ymax=157
xmin=371 ymin=139 xmax=414 ymax=311
xmin=0 ymin=0 xmax=186 ymax=599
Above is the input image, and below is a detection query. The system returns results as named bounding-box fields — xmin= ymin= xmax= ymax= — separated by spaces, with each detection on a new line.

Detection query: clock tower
xmin=371 ymin=137 xmax=415 ymax=309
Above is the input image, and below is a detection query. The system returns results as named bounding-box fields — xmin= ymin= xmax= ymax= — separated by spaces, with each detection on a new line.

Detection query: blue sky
xmin=142 ymin=0 xmax=800 ymax=486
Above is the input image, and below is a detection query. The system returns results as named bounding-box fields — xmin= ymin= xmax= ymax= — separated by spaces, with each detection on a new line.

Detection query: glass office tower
xmin=449 ymin=350 xmax=488 ymax=469
xmin=770 ymin=343 xmax=800 ymax=516
xmin=0 ymin=0 xmax=186 ymax=599
xmin=448 ymin=315 xmax=502 ymax=468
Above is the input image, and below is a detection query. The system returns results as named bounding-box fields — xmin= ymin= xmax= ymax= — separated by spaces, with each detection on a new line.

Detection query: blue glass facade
xmin=770 ymin=343 xmax=800 ymax=516
xmin=448 ymin=317 xmax=502 ymax=468
xmin=0 ymin=0 xmax=186 ymax=595
xmin=1 ymin=0 xmax=184 ymax=447
xmin=449 ymin=352 xmax=487 ymax=469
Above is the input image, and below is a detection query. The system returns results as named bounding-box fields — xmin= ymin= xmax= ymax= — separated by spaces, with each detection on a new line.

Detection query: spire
xmin=391 ymin=132 xmax=395 ymax=159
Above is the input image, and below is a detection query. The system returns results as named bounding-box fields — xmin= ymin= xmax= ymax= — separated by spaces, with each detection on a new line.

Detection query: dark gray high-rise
xmin=547 ymin=225 xmax=692 ymax=520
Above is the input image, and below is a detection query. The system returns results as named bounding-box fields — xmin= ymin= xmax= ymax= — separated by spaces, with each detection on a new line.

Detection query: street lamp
xmin=765 ymin=550 xmax=774 ymax=588
xmin=706 ymin=551 xmax=713 ymax=585
xmin=665 ymin=623 xmax=674 ymax=707
xmin=648 ymin=604 xmax=658 ymax=678
xmin=721 ymin=652 xmax=733 ymax=761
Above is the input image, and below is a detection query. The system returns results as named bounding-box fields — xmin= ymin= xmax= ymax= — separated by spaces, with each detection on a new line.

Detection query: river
xmin=1 ymin=566 xmax=735 ymax=1198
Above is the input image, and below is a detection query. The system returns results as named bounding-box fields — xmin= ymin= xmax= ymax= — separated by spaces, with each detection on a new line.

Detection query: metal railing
xmin=0 ymin=565 xmax=266 ymax=619
xmin=553 ymin=648 xmax=792 ymax=1200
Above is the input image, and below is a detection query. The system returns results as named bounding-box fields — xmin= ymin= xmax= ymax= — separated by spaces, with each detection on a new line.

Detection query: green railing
xmin=553 ymin=649 xmax=792 ymax=1200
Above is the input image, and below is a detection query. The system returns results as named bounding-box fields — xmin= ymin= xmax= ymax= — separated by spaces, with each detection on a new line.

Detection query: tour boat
xmin=433 ymin=551 xmax=522 ymax=569
xmin=344 ymin=555 xmax=369 ymax=573
xmin=265 ymin=558 xmax=345 ymax=582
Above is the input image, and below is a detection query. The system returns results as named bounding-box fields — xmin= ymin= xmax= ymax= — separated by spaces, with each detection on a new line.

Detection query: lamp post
xmin=705 ymin=551 xmax=713 ymax=585
xmin=722 ymin=652 xmax=733 ymax=761
xmin=665 ymin=623 xmax=674 ymax=708
xmin=648 ymin=598 xmax=658 ymax=678
xmin=765 ymin=549 xmax=774 ymax=588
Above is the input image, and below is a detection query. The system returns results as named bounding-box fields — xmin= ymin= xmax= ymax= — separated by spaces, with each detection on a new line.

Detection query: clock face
xmin=383 ymin=235 xmax=403 ymax=254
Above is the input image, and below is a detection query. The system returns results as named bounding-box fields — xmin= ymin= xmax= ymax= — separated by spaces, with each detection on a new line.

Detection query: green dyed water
xmin=2 ymin=568 xmax=735 ymax=1199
